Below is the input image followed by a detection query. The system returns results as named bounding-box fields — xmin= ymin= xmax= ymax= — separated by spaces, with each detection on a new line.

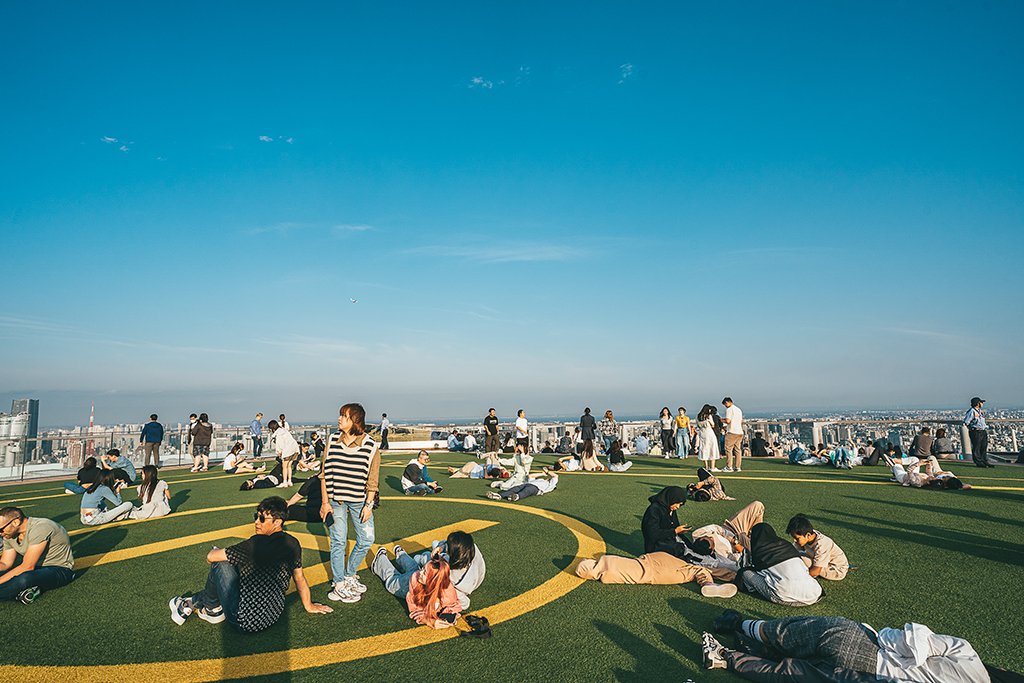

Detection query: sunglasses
xmin=253 ymin=512 xmax=279 ymax=523
xmin=0 ymin=516 xmax=22 ymax=534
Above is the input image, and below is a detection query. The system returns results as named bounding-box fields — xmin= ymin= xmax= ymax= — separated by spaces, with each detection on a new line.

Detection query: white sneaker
xmin=276 ymin=482 xmax=289 ymax=488
xmin=710 ymin=467 xmax=722 ymax=472
xmin=345 ymin=576 xmax=368 ymax=594
xmin=701 ymin=583 xmax=738 ymax=598
xmin=722 ymin=467 xmax=734 ymax=473
xmin=735 ymin=468 xmax=742 ymax=472
xmin=327 ymin=581 xmax=360 ymax=603
xmin=663 ymin=455 xmax=670 ymax=459
xmin=702 ymin=632 xmax=728 ymax=669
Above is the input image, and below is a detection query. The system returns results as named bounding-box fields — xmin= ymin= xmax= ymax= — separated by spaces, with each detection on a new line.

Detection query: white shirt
xmin=381 ymin=418 xmax=391 ymax=431
xmin=515 ymin=417 xmax=528 ymax=438
xmin=223 ymin=453 xmax=239 ymax=470
xmin=760 ymin=556 xmax=822 ymax=605
xmin=527 ymin=475 xmax=557 ymax=495
xmin=875 ymin=623 xmax=988 ymax=683
xmin=274 ymin=428 xmax=300 ymax=459
xmin=463 ymin=434 xmax=477 ymax=449
xmin=725 ymin=405 xmax=743 ymax=435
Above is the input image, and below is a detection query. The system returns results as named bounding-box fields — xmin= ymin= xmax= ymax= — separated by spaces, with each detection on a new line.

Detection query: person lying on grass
xmin=222 ymin=442 xmax=264 ymax=475
xmin=884 ymin=452 xmax=972 ymax=490
xmin=576 ymin=547 xmax=737 ymax=598
xmin=702 ymin=610 xmax=995 ymax=683
xmin=239 ymin=460 xmax=285 ymax=490
xmin=687 ymin=466 xmax=735 ymax=501
xmin=169 ymin=495 xmax=332 ymax=632
xmin=372 ymin=530 xmax=485 ymax=611
xmin=786 ymin=513 xmax=849 ymax=581
xmin=447 ymin=452 xmax=510 ymax=479
xmin=552 ymin=452 xmax=581 ymax=471
xmin=486 ymin=468 xmax=558 ymax=502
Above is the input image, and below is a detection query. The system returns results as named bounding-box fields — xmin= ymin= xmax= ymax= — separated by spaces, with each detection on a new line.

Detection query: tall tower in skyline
xmin=85 ymin=403 xmax=96 ymax=457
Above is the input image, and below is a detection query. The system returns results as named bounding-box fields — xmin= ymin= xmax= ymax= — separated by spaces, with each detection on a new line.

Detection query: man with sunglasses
xmin=0 ymin=506 xmax=75 ymax=604
xmin=170 ymin=496 xmax=332 ymax=632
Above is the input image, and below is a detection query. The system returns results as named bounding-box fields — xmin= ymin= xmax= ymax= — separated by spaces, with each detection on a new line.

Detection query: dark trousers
xmin=0 ymin=565 xmax=75 ymax=601
xmin=191 ymin=561 xmax=242 ymax=631
xmin=381 ymin=429 xmax=389 ymax=450
xmin=287 ymin=504 xmax=321 ymax=522
xmin=486 ymin=434 xmax=499 ymax=453
xmin=252 ymin=437 xmax=264 ymax=459
xmin=969 ymin=429 xmax=988 ymax=467
xmin=726 ymin=652 xmax=876 ymax=683
xmin=500 ymin=484 xmax=540 ymax=500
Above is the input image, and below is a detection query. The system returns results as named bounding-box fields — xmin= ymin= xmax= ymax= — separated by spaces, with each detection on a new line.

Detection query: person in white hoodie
xmin=268 ymin=420 xmax=299 ymax=488
xmin=371 ymin=530 xmax=485 ymax=611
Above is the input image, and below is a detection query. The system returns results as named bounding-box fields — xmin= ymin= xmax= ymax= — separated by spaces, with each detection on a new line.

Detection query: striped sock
xmin=742 ymin=620 xmax=766 ymax=642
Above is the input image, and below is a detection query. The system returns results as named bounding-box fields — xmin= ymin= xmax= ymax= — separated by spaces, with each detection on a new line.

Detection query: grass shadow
xmin=818 ymin=508 xmax=1024 ymax=567
xmin=70 ymin=527 xmax=129 ymax=578
xmin=52 ymin=511 xmax=76 ymax=524
xmin=593 ymin=619 xmax=686 ymax=683
xmin=169 ymin=487 xmax=190 ymax=512
xmin=586 ymin=519 xmax=644 ymax=556
xmin=385 ymin=475 xmax=404 ymax=494
xmin=840 ymin=495 xmax=1021 ymax=526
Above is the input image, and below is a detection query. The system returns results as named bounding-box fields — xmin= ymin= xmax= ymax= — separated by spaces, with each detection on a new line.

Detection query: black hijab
xmin=749 ymin=522 xmax=802 ymax=570
xmin=697 ymin=467 xmax=712 ymax=481
xmin=648 ymin=486 xmax=687 ymax=509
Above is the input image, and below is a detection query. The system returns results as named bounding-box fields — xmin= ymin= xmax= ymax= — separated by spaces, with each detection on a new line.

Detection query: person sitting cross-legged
xmin=701 ymin=610 xmax=993 ymax=682
xmin=402 ymin=450 xmax=442 ymax=495
xmin=0 ymin=507 xmax=76 ymax=604
xmin=169 ymin=496 xmax=332 ymax=632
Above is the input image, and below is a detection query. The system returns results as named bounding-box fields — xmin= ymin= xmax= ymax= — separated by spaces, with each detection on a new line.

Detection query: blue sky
xmin=2 ymin=1 xmax=1022 ymax=427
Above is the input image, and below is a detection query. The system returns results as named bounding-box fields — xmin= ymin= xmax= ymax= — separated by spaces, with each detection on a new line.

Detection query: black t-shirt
xmin=312 ymin=439 xmax=325 ymax=458
xmin=298 ymin=475 xmax=323 ymax=511
xmin=78 ymin=466 xmax=100 ymax=485
xmin=484 ymin=415 xmax=499 ymax=436
xmin=224 ymin=531 xmax=302 ymax=633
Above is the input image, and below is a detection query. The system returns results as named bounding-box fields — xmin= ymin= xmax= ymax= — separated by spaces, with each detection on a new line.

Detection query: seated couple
xmin=884 ymin=452 xmax=972 ymax=490
xmin=486 ymin=468 xmax=558 ymax=502
xmin=702 ymin=610 xmax=1000 ymax=683
xmin=447 ymin=453 xmax=510 ymax=480
xmin=371 ymin=531 xmax=485 ymax=629
xmin=170 ymin=496 xmax=332 ymax=632
xmin=64 ymin=448 xmax=136 ymax=494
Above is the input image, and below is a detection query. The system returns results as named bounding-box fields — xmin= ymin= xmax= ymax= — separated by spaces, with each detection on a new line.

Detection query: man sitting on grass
xmin=402 ymin=450 xmax=443 ymax=495
xmin=0 ymin=507 xmax=75 ymax=604
xmin=169 ymin=496 xmax=332 ymax=632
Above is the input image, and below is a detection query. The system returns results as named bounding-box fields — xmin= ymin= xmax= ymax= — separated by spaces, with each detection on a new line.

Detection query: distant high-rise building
xmin=888 ymin=431 xmax=903 ymax=449
xmin=11 ymin=399 xmax=39 ymax=441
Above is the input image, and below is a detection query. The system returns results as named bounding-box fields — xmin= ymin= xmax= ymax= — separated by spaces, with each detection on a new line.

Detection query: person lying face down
xmin=701 ymin=610 xmax=995 ymax=683
xmin=575 ymin=547 xmax=736 ymax=598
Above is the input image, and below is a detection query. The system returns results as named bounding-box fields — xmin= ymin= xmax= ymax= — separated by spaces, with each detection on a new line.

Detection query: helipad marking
xmin=4 ymin=497 xmax=605 ymax=683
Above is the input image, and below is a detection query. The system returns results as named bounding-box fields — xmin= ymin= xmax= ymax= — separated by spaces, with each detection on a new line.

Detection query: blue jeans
xmin=252 ymin=436 xmax=263 ymax=459
xmin=64 ymin=482 xmax=86 ymax=494
xmin=676 ymin=431 xmax=690 ymax=458
xmin=404 ymin=483 xmax=435 ymax=495
xmin=328 ymin=500 xmax=375 ymax=581
xmin=190 ymin=561 xmax=241 ymax=632
xmin=602 ymin=435 xmax=614 ymax=453
xmin=371 ymin=549 xmax=421 ymax=598
xmin=0 ymin=565 xmax=75 ymax=601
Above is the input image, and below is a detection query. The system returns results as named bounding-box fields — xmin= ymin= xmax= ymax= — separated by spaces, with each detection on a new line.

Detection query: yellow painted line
xmin=4 ymin=498 xmax=605 ymax=683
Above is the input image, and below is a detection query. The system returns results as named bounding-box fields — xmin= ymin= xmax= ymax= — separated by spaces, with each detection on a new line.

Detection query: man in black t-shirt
xmin=170 ymin=496 xmax=332 ymax=632
xmin=484 ymin=408 xmax=500 ymax=454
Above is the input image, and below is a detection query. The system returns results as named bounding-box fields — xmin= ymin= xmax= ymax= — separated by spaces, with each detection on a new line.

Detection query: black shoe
xmin=713 ymin=608 xmax=745 ymax=635
xmin=16 ymin=586 xmax=40 ymax=605
xmin=987 ymin=464 xmax=996 ymax=468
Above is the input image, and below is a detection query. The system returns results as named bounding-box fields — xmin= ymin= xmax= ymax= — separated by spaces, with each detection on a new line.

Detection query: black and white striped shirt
xmin=323 ymin=433 xmax=379 ymax=504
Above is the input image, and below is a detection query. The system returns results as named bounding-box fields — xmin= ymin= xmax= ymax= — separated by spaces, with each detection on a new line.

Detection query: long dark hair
xmin=697 ymin=404 xmax=713 ymax=421
xmin=139 ymin=465 xmax=160 ymax=504
xmin=86 ymin=469 xmax=118 ymax=495
xmin=447 ymin=531 xmax=476 ymax=570
xmin=660 ymin=407 xmax=671 ymax=419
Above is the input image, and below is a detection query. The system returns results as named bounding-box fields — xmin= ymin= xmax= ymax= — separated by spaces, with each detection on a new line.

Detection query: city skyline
xmin=2 ymin=2 xmax=1022 ymax=426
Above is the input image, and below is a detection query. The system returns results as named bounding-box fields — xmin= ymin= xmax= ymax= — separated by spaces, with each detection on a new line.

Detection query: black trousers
xmin=969 ymin=428 xmax=988 ymax=467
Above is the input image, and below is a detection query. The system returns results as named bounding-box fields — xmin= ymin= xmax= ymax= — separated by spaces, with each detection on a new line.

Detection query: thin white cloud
xmin=101 ymin=136 xmax=117 ymax=143
xmin=248 ymin=221 xmax=304 ymax=235
xmin=285 ymin=137 xmax=294 ymax=144
xmin=259 ymin=136 xmax=273 ymax=142
xmin=515 ymin=66 xmax=531 ymax=86
xmin=406 ymin=243 xmax=581 ymax=263
xmin=468 ymin=77 xmax=494 ymax=89
xmin=156 ymin=157 xmax=166 ymax=161
xmin=255 ymin=335 xmax=366 ymax=358
xmin=119 ymin=145 xmax=129 ymax=153
xmin=618 ymin=63 xmax=634 ymax=84
xmin=333 ymin=224 xmax=373 ymax=233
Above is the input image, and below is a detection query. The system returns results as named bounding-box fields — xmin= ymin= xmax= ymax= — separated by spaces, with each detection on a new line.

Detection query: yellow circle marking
xmin=4 ymin=497 xmax=606 ymax=683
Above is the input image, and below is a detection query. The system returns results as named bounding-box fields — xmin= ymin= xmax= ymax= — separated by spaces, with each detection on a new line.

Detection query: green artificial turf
xmin=1 ymin=454 xmax=1022 ymax=682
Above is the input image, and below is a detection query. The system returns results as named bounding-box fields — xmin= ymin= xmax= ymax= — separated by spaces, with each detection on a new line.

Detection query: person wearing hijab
xmin=641 ymin=486 xmax=693 ymax=558
xmin=738 ymin=523 xmax=822 ymax=607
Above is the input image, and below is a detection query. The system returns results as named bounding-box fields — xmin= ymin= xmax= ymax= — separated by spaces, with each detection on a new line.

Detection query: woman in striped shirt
xmin=319 ymin=403 xmax=381 ymax=604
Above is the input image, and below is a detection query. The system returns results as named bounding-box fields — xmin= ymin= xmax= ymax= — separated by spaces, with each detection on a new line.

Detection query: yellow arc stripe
xmin=1 ymin=497 xmax=606 ymax=683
